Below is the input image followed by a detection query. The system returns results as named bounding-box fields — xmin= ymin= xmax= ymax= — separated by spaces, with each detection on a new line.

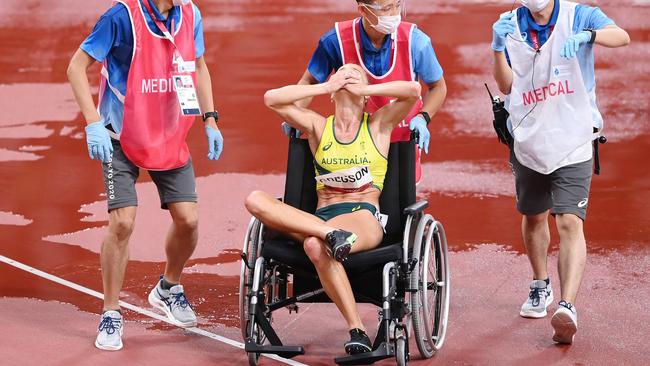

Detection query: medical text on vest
xmin=141 ymin=77 xmax=177 ymax=94
xmin=523 ymin=80 xmax=574 ymax=106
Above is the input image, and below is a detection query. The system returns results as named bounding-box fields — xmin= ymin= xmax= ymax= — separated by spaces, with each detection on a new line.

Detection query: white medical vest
xmin=505 ymin=1 xmax=596 ymax=174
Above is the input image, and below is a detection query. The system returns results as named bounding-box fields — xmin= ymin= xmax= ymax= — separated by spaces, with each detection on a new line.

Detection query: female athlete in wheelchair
xmin=244 ymin=63 xmax=421 ymax=355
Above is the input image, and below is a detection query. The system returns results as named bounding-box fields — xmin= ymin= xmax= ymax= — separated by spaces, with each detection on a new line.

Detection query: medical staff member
xmin=67 ymin=0 xmax=223 ymax=351
xmin=491 ymin=0 xmax=629 ymax=344
xmin=289 ymin=0 xmax=446 ymax=183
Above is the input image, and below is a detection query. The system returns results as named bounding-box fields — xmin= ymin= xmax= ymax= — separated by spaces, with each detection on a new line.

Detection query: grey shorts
xmin=102 ymin=139 xmax=197 ymax=211
xmin=509 ymin=152 xmax=593 ymax=221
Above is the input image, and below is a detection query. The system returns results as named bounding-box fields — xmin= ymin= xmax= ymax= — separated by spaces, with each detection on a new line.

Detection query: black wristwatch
xmin=203 ymin=111 xmax=219 ymax=123
xmin=419 ymin=111 xmax=431 ymax=125
xmin=584 ymin=28 xmax=597 ymax=45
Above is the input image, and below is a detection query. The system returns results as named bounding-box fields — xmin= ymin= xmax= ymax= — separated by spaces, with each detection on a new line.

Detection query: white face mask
xmin=363 ymin=5 xmax=402 ymax=34
xmin=520 ymin=0 xmax=551 ymax=13
xmin=173 ymin=0 xmax=191 ymax=6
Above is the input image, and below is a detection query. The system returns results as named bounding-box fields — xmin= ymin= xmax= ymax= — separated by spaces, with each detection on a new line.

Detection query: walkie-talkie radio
xmin=485 ymin=83 xmax=513 ymax=148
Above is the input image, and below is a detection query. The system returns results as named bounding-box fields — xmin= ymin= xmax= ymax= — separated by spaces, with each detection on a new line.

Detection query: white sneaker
xmin=520 ymin=279 xmax=554 ymax=318
xmin=551 ymin=301 xmax=578 ymax=344
xmin=148 ymin=276 xmax=197 ymax=327
xmin=95 ymin=310 xmax=123 ymax=351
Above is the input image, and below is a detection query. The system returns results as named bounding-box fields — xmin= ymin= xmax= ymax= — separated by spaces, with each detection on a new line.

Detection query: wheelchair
xmin=239 ymin=131 xmax=450 ymax=365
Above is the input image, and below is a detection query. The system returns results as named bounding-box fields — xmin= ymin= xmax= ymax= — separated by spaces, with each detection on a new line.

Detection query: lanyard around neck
xmin=529 ymin=25 xmax=554 ymax=51
xmin=142 ymin=0 xmax=177 ymax=46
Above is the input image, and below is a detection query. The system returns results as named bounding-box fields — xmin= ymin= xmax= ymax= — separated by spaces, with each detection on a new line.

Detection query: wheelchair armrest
xmin=403 ymin=200 xmax=428 ymax=216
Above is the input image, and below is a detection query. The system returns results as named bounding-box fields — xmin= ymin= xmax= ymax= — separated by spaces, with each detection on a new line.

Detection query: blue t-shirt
xmin=80 ymin=0 xmax=205 ymax=134
xmin=505 ymin=1 xmax=614 ymax=129
xmin=307 ymin=19 xmax=443 ymax=85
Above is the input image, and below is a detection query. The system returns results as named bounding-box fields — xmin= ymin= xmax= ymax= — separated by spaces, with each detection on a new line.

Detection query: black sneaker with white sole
xmin=344 ymin=328 xmax=372 ymax=355
xmin=325 ymin=230 xmax=357 ymax=262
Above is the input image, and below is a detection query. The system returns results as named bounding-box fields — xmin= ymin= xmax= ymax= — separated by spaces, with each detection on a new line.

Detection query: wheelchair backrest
xmin=282 ymin=135 xmax=417 ymax=244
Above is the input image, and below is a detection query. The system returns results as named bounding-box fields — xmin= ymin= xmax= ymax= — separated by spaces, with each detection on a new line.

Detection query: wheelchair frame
xmin=238 ymin=135 xmax=450 ymax=365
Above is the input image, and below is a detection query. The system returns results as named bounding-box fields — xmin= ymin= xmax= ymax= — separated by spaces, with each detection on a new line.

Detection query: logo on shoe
xmin=578 ymin=198 xmax=588 ymax=208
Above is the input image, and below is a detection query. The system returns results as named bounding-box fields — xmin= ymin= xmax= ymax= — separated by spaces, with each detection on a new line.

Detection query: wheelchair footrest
xmin=334 ymin=342 xmax=392 ymax=365
xmin=244 ymin=343 xmax=305 ymax=359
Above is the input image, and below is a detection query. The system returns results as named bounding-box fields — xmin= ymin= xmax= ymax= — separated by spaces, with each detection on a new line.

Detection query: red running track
xmin=0 ymin=0 xmax=649 ymax=365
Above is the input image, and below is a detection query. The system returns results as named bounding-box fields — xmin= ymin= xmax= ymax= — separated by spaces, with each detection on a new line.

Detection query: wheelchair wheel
xmin=410 ymin=216 xmax=450 ymax=358
xmin=395 ymin=336 xmax=409 ymax=366
xmin=239 ymin=217 xmax=262 ymax=340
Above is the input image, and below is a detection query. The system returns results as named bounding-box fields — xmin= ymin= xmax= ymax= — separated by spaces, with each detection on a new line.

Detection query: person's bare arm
xmin=264 ymin=84 xmax=330 ymax=136
xmin=265 ymin=70 xmax=358 ymax=136
xmin=294 ymin=69 xmax=320 ymax=108
xmin=195 ymin=56 xmax=218 ymax=129
xmin=421 ymin=76 xmax=447 ymax=118
xmin=492 ymin=50 xmax=513 ymax=95
xmin=66 ymin=48 xmax=101 ymax=124
xmin=593 ymin=25 xmax=631 ymax=47
xmin=347 ymin=81 xmax=421 ymax=131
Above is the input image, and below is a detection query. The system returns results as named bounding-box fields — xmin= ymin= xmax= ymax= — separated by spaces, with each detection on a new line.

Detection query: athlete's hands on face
xmin=341 ymin=70 xmax=367 ymax=96
xmin=325 ymin=68 xmax=361 ymax=94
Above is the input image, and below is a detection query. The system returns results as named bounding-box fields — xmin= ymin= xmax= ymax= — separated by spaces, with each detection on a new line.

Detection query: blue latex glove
xmin=281 ymin=122 xmax=302 ymax=138
xmin=85 ymin=120 xmax=113 ymax=163
xmin=409 ymin=115 xmax=430 ymax=154
xmin=492 ymin=12 xmax=517 ymax=52
xmin=205 ymin=125 xmax=224 ymax=160
xmin=560 ymin=31 xmax=591 ymax=58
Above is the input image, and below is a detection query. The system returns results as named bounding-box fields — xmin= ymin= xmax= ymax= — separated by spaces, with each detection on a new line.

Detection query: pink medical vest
xmin=108 ymin=0 xmax=196 ymax=170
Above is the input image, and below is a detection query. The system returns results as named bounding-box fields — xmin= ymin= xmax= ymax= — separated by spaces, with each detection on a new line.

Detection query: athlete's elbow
xmin=263 ymin=90 xmax=279 ymax=108
xmin=407 ymin=82 xmax=421 ymax=99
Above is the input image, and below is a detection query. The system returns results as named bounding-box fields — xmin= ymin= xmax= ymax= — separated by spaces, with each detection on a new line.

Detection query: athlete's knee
xmin=555 ymin=214 xmax=583 ymax=237
xmin=245 ymin=190 xmax=270 ymax=217
xmin=304 ymin=236 xmax=328 ymax=268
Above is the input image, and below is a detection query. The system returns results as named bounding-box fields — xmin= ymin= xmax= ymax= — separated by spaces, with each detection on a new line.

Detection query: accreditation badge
xmin=172 ymin=75 xmax=201 ymax=116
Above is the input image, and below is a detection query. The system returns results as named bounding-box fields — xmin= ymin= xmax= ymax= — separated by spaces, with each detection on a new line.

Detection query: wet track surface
xmin=0 ymin=0 xmax=649 ymax=364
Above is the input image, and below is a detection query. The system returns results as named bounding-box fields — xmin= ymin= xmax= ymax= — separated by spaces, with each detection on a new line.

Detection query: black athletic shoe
xmin=344 ymin=328 xmax=372 ymax=355
xmin=325 ymin=230 xmax=357 ymax=262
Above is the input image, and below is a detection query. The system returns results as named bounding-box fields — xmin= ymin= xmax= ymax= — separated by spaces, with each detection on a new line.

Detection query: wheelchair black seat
xmin=261 ymin=238 xmax=403 ymax=274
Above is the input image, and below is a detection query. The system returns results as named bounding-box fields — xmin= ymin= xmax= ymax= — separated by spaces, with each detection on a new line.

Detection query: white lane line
xmin=0 ymin=254 xmax=308 ymax=366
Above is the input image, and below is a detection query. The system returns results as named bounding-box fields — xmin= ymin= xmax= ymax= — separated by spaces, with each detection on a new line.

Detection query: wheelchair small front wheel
xmin=246 ymin=321 xmax=263 ymax=366
xmin=395 ymin=336 xmax=409 ymax=366
xmin=248 ymin=352 xmax=260 ymax=366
